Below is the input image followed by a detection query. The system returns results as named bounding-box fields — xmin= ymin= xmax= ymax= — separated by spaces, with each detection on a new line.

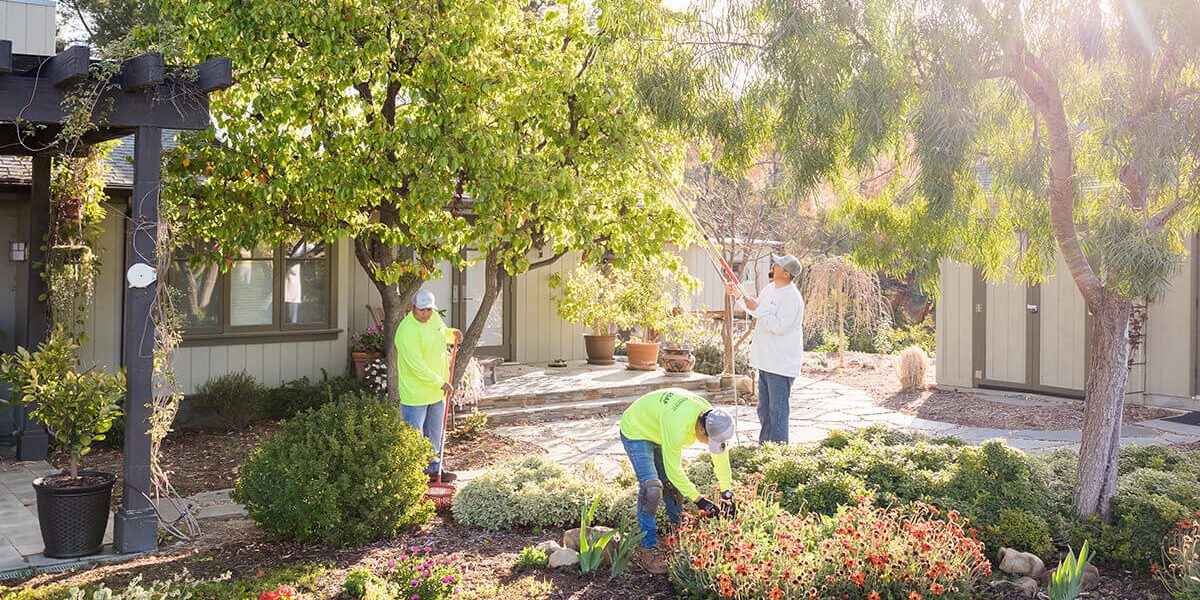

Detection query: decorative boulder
xmin=563 ymin=526 xmax=618 ymax=563
xmin=998 ymin=548 xmax=1046 ymax=578
xmin=733 ymin=375 xmax=754 ymax=395
xmin=536 ymin=540 xmax=562 ymax=553
xmin=1041 ymin=564 xmax=1100 ymax=593
xmin=548 ymin=547 xmax=580 ymax=569
xmin=1016 ymin=576 xmax=1039 ymax=598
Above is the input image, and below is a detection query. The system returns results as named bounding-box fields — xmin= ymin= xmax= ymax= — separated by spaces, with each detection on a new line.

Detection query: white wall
xmin=1 ymin=0 xmax=56 ymax=55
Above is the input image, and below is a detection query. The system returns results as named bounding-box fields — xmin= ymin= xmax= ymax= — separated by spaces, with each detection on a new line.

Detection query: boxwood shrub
xmin=233 ymin=392 xmax=434 ymax=545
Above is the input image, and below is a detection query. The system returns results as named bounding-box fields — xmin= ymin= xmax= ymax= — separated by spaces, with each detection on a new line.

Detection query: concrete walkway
xmin=495 ymin=377 xmax=1200 ymax=475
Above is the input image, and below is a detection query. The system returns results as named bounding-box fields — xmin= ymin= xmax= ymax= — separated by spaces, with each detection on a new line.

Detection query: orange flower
xmin=852 ymin=571 xmax=865 ymax=586
xmin=868 ymin=592 xmax=881 ymax=600
xmin=930 ymin=583 xmax=945 ymax=595
xmin=909 ymin=593 xmax=923 ymax=600
xmin=769 ymin=586 xmax=785 ymax=600
xmin=1150 ymin=563 xmax=1159 ymax=574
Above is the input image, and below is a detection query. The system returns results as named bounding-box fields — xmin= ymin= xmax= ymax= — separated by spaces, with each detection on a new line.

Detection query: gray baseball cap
xmin=771 ymin=253 xmax=803 ymax=278
xmin=704 ymin=409 xmax=735 ymax=455
xmin=413 ymin=289 xmax=437 ymax=310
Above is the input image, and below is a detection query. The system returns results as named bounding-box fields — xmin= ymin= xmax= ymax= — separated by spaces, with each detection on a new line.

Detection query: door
xmin=0 ymin=198 xmax=26 ymax=440
xmin=454 ymin=250 xmax=511 ymax=359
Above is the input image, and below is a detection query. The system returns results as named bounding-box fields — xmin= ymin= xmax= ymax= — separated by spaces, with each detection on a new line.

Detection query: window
xmin=168 ymin=239 xmax=334 ymax=343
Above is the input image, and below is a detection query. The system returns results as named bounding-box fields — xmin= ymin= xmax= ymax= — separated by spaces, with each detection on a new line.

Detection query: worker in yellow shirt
xmin=619 ymin=388 xmax=736 ymax=574
xmin=395 ymin=289 xmax=462 ymax=483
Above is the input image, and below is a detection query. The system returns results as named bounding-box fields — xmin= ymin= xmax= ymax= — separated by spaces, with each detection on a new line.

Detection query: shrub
xmin=343 ymin=548 xmax=462 ymax=600
xmin=690 ymin=330 xmax=750 ymax=376
xmin=192 ymin=371 xmax=266 ymax=429
xmin=233 ymin=393 xmax=434 ymax=545
xmin=668 ymin=486 xmax=991 ymax=599
xmin=514 ymin=546 xmax=549 ymax=571
xmin=874 ymin=316 xmax=937 ymax=356
xmin=897 ymin=345 xmax=929 ymax=390
xmin=61 ymin=574 xmax=212 ymax=600
xmin=451 ymin=456 xmax=635 ymax=531
xmin=1157 ymin=512 xmax=1200 ymax=600
xmin=1051 ymin=445 xmax=1200 ymax=570
xmin=262 ymin=372 xmax=363 ymax=420
xmin=986 ymin=508 xmax=1055 ymax=559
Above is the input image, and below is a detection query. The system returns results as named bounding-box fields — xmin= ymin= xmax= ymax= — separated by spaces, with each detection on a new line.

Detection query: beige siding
xmin=984 ymin=275 xmax=1027 ymax=384
xmin=935 ymin=260 xmax=974 ymax=387
xmin=1144 ymin=247 xmax=1193 ymax=400
xmin=0 ymin=0 xmax=56 ymax=55
xmin=512 ymin=252 xmax=587 ymax=363
xmin=78 ymin=203 xmax=125 ymax=371
xmin=1038 ymin=254 xmax=1086 ymax=391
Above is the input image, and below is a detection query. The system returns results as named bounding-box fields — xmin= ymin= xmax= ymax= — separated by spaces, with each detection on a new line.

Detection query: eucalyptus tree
xmin=650 ymin=0 xmax=1200 ymax=518
xmin=163 ymin=0 xmax=690 ymax=398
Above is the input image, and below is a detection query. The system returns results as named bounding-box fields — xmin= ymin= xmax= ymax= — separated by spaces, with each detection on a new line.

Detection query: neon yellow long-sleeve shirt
xmin=394 ymin=312 xmax=458 ymax=406
xmin=619 ymin=388 xmax=733 ymax=502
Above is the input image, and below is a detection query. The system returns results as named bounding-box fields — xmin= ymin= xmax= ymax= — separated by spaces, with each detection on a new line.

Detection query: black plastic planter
xmin=32 ymin=471 xmax=116 ymax=558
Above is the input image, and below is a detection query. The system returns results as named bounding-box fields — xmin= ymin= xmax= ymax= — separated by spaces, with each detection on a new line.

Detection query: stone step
xmin=479 ymin=373 xmax=712 ymax=410
xmin=483 ymin=388 xmax=735 ymax=425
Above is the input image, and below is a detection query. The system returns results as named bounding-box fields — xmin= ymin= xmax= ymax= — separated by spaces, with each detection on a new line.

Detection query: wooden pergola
xmin=1 ymin=40 xmax=231 ymax=553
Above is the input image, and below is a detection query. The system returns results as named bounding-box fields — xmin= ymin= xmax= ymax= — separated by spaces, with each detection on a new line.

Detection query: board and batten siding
xmin=0 ymin=0 xmax=55 ymax=55
xmin=935 ymin=260 xmax=974 ymax=388
xmin=1038 ymin=253 xmax=1087 ymax=391
xmin=1143 ymin=247 xmax=1194 ymax=404
xmin=77 ymin=203 xmax=125 ymax=371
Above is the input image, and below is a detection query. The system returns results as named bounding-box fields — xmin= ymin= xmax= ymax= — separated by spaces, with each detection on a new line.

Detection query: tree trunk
xmin=353 ymin=236 xmax=419 ymax=404
xmin=453 ymin=250 xmax=506 ymax=386
xmin=836 ymin=270 xmax=846 ymax=369
xmin=723 ymin=293 xmax=735 ymax=374
xmin=1072 ymin=294 xmax=1132 ymax=520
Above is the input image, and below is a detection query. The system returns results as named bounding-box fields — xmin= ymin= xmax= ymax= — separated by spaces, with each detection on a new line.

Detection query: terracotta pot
xmin=583 ymin=334 xmax=617 ymax=365
xmin=660 ymin=347 xmax=696 ymax=375
xmin=625 ymin=341 xmax=660 ymax=372
xmin=351 ymin=351 xmax=382 ymax=380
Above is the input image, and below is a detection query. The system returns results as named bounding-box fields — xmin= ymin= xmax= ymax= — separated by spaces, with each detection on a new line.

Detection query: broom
xmin=424 ymin=339 xmax=459 ymax=512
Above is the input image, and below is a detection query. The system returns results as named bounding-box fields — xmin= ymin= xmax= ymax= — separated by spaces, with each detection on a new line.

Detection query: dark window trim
xmin=180 ymin=328 xmax=342 ymax=347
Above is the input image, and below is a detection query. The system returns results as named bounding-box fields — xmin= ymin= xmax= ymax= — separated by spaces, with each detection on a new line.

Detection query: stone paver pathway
xmin=495 ymin=377 xmax=1200 ymax=475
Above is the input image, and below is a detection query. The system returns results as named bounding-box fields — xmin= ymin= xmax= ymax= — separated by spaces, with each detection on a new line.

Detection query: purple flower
xmin=410 ymin=546 xmax=420 ymax=553
xmin=423 ymin=546 xmax=432 ymax=553
xmin=409 ymin=579 xmax=420 ymax=587
xmin=411 ymin=595 xmax=419 ymax=600
xmin=440 ymin=576 xmax=456 ymax=584
xmin=387 ymin=560 xmax=396 ymax=569
xmin=398 ymin=554 xmax=408 ymax=561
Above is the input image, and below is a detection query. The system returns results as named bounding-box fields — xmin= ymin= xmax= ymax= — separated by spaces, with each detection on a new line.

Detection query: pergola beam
xmin=0 ymin=76 xmax=211 ymax=131
xmin=120 ymin=52 xmax=165 ymax=91
xmin=196 ymin=57 xmax=234 ymax=93
xmin=0 ymin=41 xmax=11 ymax=75
xmin=47 ymin=45 xmax=91 ymax=88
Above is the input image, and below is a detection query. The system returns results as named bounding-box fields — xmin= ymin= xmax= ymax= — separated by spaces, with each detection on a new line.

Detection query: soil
xmin=8 ymin=516 xmax=674 ymax=600
xmin=443 ymin=428 xmax=546 ymax=471
xmin=35 ymin=473 xmax=114 ymax=490
xmin=805 ymin=352 xmax=1178 ymax=431
xmin=979 ymin=568 xmax=1170 ymax=599
xmin=1174 ymin=440 xmax=1200 ymax=452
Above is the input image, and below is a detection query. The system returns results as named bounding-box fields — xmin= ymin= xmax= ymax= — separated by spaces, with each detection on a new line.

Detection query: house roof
xmin=0 ymin=130 xmax=178 ymax=190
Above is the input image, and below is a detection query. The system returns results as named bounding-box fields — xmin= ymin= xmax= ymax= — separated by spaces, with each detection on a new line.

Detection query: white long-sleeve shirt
xmin=742 ymin=282 xmax=805 ymax=377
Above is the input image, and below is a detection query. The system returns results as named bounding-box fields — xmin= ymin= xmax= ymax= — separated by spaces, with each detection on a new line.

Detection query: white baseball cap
xmin=413 ymin=289 xmax=437 ymax=310
xmin=704 ymin=409 xmax=735 ymax=455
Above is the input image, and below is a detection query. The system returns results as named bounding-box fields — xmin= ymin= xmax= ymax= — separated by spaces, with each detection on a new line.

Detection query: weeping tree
xmin=803 ymin=255 xmax=890 ymax=368
xmin=164 ymin=0 xmax=691 ymax=399
xmin=646 ymin=0 xmax=1200 ymax=519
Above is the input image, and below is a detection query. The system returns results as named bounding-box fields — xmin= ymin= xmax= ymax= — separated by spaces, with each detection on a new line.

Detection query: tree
xmin=649 ymin=0 xmax=1200 ymax=519
xmin=163 ymin=0 xmax=690 ymax=400
xmin=58 ymin=0 xmax=160 ymax=53
xmin=803 ymin=255 xmax=890 ymax=368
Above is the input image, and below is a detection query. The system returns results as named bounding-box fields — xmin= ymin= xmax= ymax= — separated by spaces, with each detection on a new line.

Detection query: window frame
xmin=176 ymin=240 xmax=338 ymax=347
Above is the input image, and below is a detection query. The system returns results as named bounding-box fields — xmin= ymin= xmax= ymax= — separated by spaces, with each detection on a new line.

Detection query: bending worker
xmin=619 ymin=388 xmax=736 ymax=575
xmin=395 ymin=289 xmax=462 ymax=483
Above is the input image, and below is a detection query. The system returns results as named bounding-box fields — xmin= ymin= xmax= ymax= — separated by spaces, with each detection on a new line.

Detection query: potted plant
xmin=550 ymin=264 xmax=623 ymax=365
xmin=613 ymin=259 xmax=699 ymax=371
xmin=0 ymin=326 xmax=125 ymax=558
xmin=350 ymin=324 xmax=385 ymax=380
xmin=659 ymin=309 xmax=701 ymax=375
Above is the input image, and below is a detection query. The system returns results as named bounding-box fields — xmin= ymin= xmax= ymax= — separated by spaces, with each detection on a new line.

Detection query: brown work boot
xmin=634 ymin=546 xmax=668 ymax=575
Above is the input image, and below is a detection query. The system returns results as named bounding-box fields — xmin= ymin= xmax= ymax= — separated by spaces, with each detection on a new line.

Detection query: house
xmin=935 ymin=250 xmax=1198 ymax=411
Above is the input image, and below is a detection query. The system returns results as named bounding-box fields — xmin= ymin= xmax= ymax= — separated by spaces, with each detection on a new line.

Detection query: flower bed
xmin=669 ymin=487 xmax=991 ymax=599
xmin=343 ymin=546 xmax=463 ymax=600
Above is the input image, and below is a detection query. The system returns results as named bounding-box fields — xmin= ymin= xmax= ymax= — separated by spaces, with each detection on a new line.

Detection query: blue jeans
xmin=620 ymin=434 xmax=684 ymax=548
xmin=402 ymin=402 xmax=446 ymax=474
xmin=758 ymin=370 xmax=794 ymax=444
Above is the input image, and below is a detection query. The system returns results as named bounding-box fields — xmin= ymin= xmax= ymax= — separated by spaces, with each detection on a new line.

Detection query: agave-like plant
xmin=1047 ymin=541 xmax=1093 ymax=600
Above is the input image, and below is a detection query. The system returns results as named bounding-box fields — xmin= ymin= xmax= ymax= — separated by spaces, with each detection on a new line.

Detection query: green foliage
xmin=611 ymin=256 xmax=700 ymax=342
xmin=191 ymin=371 xmax=266 ymax=430
xmin=343 ymin=549 xmax=461 ymax=600
xmin=609 ymin=516 xmax=646 ymax=580
xmin=987 ymin=509 xmax=1055 ymax=559
xmin=452 ymin=409 xmax=489 ymax=439
xmin=0 ymin=326 xmax=125 ymax=478
xmin=1048 ymin=542 xmax=1093 ymax=600
xmin=1053 ymin=445 xmax=1200 ymax=570
xmin=549 ymin=265 xmax=623 ymax=335
xmin=232 ymin=393 xmax=434 ymax=546
xmin=689 ymin=330 xmax=750 ymax=376
xmin=513 ymin=546 xmax=549 ymax=572
xmin=262 ymin=372 xmax=363 ymax=420
xmin=578 ymin=494 xmax=618 ymax=575
xmin=451 ymin=456 xmax=635 ymax=531
xmin=873 ymin=315 xmax=937 ymax=356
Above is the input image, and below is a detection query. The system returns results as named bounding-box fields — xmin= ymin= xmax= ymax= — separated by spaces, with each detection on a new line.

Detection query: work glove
xmin=718 ymin=491 xmax=737 ymax=519
xmin=695 ymin=497 xmax=720 ymax=518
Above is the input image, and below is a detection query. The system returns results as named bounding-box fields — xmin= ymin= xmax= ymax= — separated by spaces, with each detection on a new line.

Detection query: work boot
xmin=634 ymin=546 xmax=668 ymax=575
xmin=429 ymin=471 xmax=457 ymax=484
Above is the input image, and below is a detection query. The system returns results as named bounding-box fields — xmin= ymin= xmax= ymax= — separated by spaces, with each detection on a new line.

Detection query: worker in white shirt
xmin=726 ymin=253 xmax=805 ymax=444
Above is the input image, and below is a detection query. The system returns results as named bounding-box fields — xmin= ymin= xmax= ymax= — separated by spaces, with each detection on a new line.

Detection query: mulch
xmin=980 ymin=568 xmax=1169 ymax=599
xmin=806 ymin=352 xmax=1178 ymax=431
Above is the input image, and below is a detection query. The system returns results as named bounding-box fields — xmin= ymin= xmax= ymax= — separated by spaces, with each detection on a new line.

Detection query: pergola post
xmin=14 ymin=155 xmax=51 ymax=461
xmin=113 ymin=126 xmax=161 ymax=553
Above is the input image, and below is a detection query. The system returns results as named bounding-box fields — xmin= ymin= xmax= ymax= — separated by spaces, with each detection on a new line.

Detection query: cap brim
xmin=708 ymin=438 xmax=728 ymax=455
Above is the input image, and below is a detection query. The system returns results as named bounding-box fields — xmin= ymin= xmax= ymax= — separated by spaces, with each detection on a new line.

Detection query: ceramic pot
xmin=625 ymin=341 xmax=660 ymax=372
xmin=660 ymin=347 xmax=696 ymax=375
xmin=33 ymin=471 xmax=116 ymax=558
xmin=583 ymin=334 xmax=617 ymax=366
xmin=351 ymin=351 xmax=381 ymax=380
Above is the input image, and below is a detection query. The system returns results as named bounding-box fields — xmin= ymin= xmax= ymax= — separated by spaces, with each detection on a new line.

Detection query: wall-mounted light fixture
xmin=9 ymin=242 xmax=27 ymax=262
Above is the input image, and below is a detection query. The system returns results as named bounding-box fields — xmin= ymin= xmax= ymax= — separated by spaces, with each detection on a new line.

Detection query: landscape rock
xmin=563 ymin=526 xmax=618 ymax=563
xmin=548 ymin=548 xmax=580 ymax=569
xmin=535 ymin=540 xmax=562 ymax=553
xmin=998 ymin=548 xmax=1046 ymax=578
xmin=1016 ymin=576 xmax=1039 ymax=597
xmin=1040 ymin=564 xmax=1100 ymax=593
xmin=733 ymin=375 xmax=754 ymax=395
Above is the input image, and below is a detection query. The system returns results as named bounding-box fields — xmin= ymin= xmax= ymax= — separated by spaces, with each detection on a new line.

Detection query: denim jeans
xmin=402 ymin=402 xmax=446 ymax=474
xmin=620 ymin=433 xmax=684 ymax=548
xmin=758 ymin=370 xmax=794 ymax=444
